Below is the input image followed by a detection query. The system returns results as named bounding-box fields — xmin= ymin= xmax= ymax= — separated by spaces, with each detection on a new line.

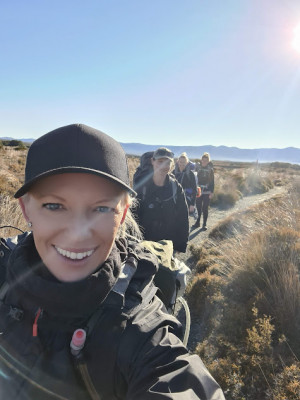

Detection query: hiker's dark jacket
xmin=134 ymin=175 xmax=189 ymax=253
xmin=0 ymin=233 xmax=225 ymax=399
xmin=196 ymin=161 xmax=214 ymax=194
xmin=173 ymin=164 xmax=197 ymax=207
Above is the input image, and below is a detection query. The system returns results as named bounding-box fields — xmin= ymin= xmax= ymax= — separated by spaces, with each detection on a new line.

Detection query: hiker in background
xmin=174 ymin=152 xmax=197 ymax=216
xmin=192 ymin=152 xmax=214 ymax=230
xmin=134 ymin=147 xmax=189 ymax=253
xmin=0 ymin=125 xmax=225 ymax=399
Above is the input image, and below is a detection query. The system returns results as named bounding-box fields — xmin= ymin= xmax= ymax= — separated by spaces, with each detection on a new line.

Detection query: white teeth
xmin=55 ymin=246 xmax=94 ymax=260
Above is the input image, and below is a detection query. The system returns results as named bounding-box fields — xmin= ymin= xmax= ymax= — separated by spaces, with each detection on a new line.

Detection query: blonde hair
xmin=179 ymin=152 xmax=189 ymax=162
xmin=202 ymin=152 xmax=210 ymax=161
xmin=118 ymin=194 xmax=143 ymax=240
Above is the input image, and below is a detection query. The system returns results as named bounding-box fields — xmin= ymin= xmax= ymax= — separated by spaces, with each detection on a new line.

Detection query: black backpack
xmin=195 ymin=161 xmax=213 ymax=191
xmin=133 ymin=151 xmax=154 ymax=191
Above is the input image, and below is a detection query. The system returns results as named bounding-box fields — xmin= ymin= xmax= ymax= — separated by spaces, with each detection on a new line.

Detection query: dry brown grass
xmin=187 ymin=180 xmax=300 ymax=399
xmin=0 ymin=147 xmax=26 ymax=196
xmin=0 ymin=147 xmax=27 ymax=234
xmin=0 ymin=196 xmax=27 ymax=236
xmin=211 ymin=166 xmax=276 ymax=209
xmin=127 ymin=155 xmax=140 ymax=186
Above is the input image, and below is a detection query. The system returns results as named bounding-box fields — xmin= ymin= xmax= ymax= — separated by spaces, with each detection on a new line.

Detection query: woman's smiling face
xmin=19 ymin=173 xmax=128 ymax=282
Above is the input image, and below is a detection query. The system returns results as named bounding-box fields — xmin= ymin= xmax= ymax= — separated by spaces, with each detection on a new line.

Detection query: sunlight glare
xmin=292 ymin=23 xmax=300 ymax=52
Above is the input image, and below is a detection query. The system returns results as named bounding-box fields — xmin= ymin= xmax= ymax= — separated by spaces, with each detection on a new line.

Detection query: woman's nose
xmin=68 ymin=215 xmax=94 ymax=241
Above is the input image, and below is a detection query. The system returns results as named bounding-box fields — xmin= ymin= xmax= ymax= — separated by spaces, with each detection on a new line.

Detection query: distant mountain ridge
xmin=1 ymin=137 xmax=299 ymax=163
xmin=121 ymin=143 xmax=300 ymax=164
xmin=0 ymin=137 xmax=35 ymax=143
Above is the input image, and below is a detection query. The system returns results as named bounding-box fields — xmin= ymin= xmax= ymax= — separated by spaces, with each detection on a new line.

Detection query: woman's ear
xmin=18 ymin=197 xmax=30 ymax=223
xmin=120 ymin=204 xmax=130 ymax=225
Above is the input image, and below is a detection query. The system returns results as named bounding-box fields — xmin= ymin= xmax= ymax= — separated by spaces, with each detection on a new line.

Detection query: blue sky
xmin=1 ymin=0 xmax=300 ymax=149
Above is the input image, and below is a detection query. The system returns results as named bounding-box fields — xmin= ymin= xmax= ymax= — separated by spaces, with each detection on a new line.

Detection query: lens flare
xmin=292 ymin=24 xmax=300 ymax=52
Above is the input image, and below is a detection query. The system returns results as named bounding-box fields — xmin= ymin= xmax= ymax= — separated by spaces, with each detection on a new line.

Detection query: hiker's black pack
xmin=134 ymin=174 xmax=189 ymax=252
xmin=196 ymin=161 xmax=214 ymax=193
xmin=133 ymin=151 xmax=154 ymax=191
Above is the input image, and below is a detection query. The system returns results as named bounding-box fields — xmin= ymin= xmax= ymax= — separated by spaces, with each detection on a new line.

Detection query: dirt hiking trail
xmin=180 ymin=185 xmax=286 ymax=265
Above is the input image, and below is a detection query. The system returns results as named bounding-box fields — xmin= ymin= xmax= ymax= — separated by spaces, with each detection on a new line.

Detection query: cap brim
xmin=153 ymin=156 xmax=173 ymax=161
xmin=14 ymin=167 xmax=137 ymax=198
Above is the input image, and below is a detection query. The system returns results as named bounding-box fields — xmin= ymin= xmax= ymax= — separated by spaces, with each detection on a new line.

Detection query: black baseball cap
xmin=152 ymin=147 xmax=174 ymax=161
xmin=14 ymin=124 xmax=136 ymax=198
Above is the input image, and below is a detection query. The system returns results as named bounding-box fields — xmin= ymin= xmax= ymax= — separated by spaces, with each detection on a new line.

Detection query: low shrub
xmin=245 ymin=172 xmax=273 ymax=194
xmin=16 ymin=143 xmax=27 ymax=150
xmin=267 ymin=362 xmax=300 ymax=400
xmin=1 ymin=139 xmax=25 ymax=147
xmin=211 ymin=190 xmax=242 ymax=209
xmin=209 ymin=215 xmax=245 ymax=240
xmin=186 ymin=270 xmax=224 ymax=318
xmin=189 ymin=243 xmax=208 ymax=260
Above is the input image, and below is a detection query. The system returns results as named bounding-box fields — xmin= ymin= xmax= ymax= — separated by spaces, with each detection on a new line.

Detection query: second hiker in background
xmin=192 ymin=152 xmax=215 ymax=230
xmin=133 ymin=148 xmax=189 ymax=253
xmin=173 ymin=152 xmax=197 ymax=216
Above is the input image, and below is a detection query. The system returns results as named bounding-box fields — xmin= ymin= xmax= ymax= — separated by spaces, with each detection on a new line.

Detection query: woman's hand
xmin=189 ymin=205 xmax=195 ymax=213
xmin=209 ymin=193 xmax=213 ymax=200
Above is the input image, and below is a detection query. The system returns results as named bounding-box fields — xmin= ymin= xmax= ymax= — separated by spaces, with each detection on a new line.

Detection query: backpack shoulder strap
xmin=72 ymin=254 xmax=157 ymax=400
xmin=169 ymin=177 xmax=178 ymax=205
xmin=0 ymin=281 xmax=9 ymax=302
xmin=142 ymin=184 xmax=147 ymax=201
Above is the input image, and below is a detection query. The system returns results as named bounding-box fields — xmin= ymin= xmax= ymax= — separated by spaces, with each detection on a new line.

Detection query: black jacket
xmin=174 ymin=164 xmax=197 ymax=207
xmin=0 ymin=233 xmax=225 ymax=399
xmin=196 ymin=162 xmax=214 ymax=194
xmin=134 ymin=175 xmax=189 ymax=253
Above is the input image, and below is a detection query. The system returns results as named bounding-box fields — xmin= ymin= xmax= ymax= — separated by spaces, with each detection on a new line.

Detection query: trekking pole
xmin=177 ymin=297 xmax=191 ymax=347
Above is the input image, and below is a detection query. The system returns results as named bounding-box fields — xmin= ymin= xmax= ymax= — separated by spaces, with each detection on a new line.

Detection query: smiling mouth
xmin=54 ymin=246 xmax=95 ymax=260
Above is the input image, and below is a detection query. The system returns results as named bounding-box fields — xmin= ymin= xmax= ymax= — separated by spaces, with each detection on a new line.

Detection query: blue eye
xmin=43 ymin=203 xmax=62 ymax=211
xmin=95 ymin=206 xmax=115 ymax=213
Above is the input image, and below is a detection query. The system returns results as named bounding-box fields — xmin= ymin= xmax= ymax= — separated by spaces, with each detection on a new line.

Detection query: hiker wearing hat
xmin=192 ymin=152 xmax=215 ymax=230
xmin=133 ymin=147 xmax=189 ymax=253
xmin=173 ymin=152 xmax=198 ymax=215
xmin=0 ymin=125 xmax=225 ymax=399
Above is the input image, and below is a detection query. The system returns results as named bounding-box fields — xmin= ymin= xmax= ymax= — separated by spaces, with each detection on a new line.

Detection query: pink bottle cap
xmin=71 ymin=329 xmax=86 ymax=348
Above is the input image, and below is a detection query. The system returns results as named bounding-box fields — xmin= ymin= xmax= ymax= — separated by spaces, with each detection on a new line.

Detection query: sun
xmin=292 ymin=23 xmax=300 ymax=52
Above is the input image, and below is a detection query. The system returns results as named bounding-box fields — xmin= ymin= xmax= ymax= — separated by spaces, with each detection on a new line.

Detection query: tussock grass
xmin=127 ymin=155 xmax=140 ymax=186
xmin=208 ymin=215 xmax=245 ymax=240
xmin=0 ymin=147 xmax=26 ymax=196
xmin=211 ymin=167 xmax=275 ymax=209
xmin=187 ymin=182 xmax=300 ymax=399
xmin=0 ymin=196 xmax=27 ymax=236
